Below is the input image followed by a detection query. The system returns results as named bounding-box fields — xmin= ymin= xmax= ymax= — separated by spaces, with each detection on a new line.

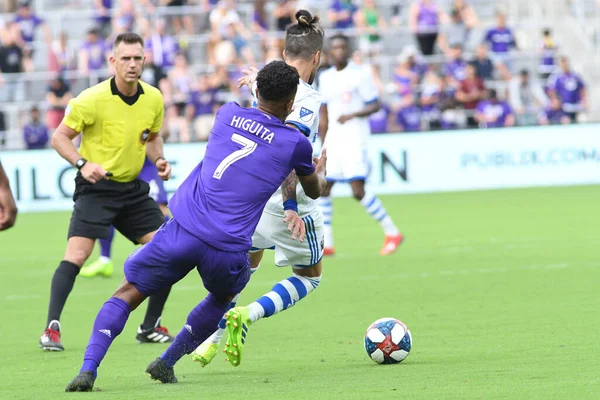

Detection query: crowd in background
xmin=0 ymin=0 xmax=589 ymax=149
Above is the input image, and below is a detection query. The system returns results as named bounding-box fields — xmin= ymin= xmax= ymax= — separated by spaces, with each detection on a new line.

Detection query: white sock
xmin=318 ymin=196 xmax=334 ymax=248
xmin=247 ymin=275 xmax=321 ymax=323
xmin=99 ymin=256 xmax=111 ymax=263
xmin=360 ymin=192 xmax=399 ymax=236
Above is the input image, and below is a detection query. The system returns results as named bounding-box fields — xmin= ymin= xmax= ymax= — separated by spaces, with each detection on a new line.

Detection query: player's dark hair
xmin=256 ymin=61 xmax=299 ymax=102
xmin=329 ymin=33 xmax=349 ymax=44
xmin=285 ymin=10 xmax=324 ymax=60
xmin=113 ymin=32 xmax=144 ymax=50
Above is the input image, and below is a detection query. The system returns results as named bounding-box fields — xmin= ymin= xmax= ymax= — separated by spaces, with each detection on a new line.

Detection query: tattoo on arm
xmin=281 ymin=170 xmax=298 ymax=202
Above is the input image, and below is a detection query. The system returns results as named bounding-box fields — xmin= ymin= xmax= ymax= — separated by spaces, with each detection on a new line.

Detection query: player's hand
xmin=80 ymin=162 xmax=110 ymax=184
xmin=0 ymin=186 xmax=18 ymax=231
xmin=237 ymin=66 xmax=259 ymax=89
xmin=283 ymin=209 xmax=306 ymax=242
xmin=156 ymin=158 xmax=172 ymax=181
xmin=314 ymin=148 xmax=327 ymax=176
xmin=337 ymin=114 xmax=354 ymax=124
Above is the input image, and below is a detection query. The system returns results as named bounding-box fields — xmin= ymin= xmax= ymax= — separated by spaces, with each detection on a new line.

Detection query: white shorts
xmin=251 ymin=209 xmax=324 ymax=268
xmin=324 ymin=140 xmax=369 ymax=182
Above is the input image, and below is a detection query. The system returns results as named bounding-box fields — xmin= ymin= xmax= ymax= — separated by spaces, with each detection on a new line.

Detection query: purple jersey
xmin=95 ymin=0 xmax=113 ymax=24
xmin=539 ymin=42 xmax=558 ymax=73
xmin=14 ymin=15 xmax=43 ymax=43
xmin=82 ymin=39 xmax=107 ymax=70
xmin=169 ymin=102 xmax=315 ymax=252
xmin=369 ymin=104 xmax=390 ymax=134
xmin=443 ymin=59 xmax=468 ymax=82
xmin=190 ymin=90 xmax=217 ymax=117
xmin=145 ymin=35 xmax=179 ymax=69
xmin=396 ymin=105 xmax=422 ymax=132
xmin=484 ymin=28 xmax=516 ymax=54
xmin=23 ymin=123 xmax=49 ymax=150
xmin=477 ymin=100 xmax=513 ymax=128
xmin=541 ymin=107 xmax=566 ymax=124
xmin=550 ymin=73 xmax=585 ymax=112
xmin=416 ymin=1 xmax=439 ymax=33
xmin=330 ymin=0 xmax=357 ymax=29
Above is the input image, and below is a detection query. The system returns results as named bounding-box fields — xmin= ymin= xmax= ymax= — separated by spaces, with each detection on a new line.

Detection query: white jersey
xmin=262 ymin=79 xmax=322 ymax=216
xmin=318 ymin=62 xmax=379 ymax=145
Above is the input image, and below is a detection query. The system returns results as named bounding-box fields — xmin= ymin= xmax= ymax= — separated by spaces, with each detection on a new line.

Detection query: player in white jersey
xmin=191 ymin=10 xmax=326 ymax=368
xmin=318 ymin=34 xmax=403 ymax=256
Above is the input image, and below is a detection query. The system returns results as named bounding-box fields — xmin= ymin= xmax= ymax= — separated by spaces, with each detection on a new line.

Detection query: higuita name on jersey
xmin=230 ymin=115 xmax=275 ymax=143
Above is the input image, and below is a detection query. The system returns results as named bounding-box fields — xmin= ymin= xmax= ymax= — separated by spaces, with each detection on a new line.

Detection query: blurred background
xmin=0 ymin=0 xmax=598 ymax=150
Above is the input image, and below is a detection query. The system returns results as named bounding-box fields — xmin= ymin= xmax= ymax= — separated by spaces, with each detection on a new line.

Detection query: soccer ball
xmin=364 ymin=318 xmax=412 ymax=364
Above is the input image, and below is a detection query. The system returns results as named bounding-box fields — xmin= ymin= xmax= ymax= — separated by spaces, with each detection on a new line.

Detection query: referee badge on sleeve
xmin=140 ymin=129 xmax=152 ymax=144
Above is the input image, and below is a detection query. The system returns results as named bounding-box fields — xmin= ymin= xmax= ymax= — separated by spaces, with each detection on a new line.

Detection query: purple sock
xmin=160 ymin=293 xmax=228 ymax=368
xmin=80 ymin=297 xmax=131 ymax=377
xmin=99 ymin=226 xmax=115 ymax=259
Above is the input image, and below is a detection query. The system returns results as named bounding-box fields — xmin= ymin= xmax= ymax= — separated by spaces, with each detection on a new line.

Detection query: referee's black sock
xmin=141 ymin=286 xmax=172 ymax=330
xmin=47 ymin=261 xmax=80 ymax=326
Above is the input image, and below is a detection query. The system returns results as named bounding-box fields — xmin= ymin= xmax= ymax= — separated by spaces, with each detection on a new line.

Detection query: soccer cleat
xmin=136 ymin=322 xmax=174 ymax=344
xmin=65 ymin=371 xmax=95 ymax=392
xmin=380 ymin=234 xmax=404 ymax=256
xmin=39 ymin=320 xmax=64 ymax=351
xmin=80 ymin=258 xmax=114 ymax=278
xmin=323 ymin=247 xmax=335 ymax=256
xmin=146 ymin=357 xmax=178 ymax=384
xmin=191 ymin=341 xmax=219 ymax=367
xmin=223 ymin=307 xmax=251 ymax=367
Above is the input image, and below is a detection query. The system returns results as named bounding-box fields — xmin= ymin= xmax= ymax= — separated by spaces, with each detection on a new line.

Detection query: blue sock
xmin=360 ymin=192 xmax=399 ymax=235
xmin=99 ymin=226 xmax=115 ymax=259
xmin=160 ymin=293 xmax=229 ymax=368
xmin=81 ymin=297 xmax=131 ymax=377
xmin=247 ymin=274 xmax=321 ymax=323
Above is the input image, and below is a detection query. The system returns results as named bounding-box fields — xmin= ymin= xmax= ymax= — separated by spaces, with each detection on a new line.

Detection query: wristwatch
xmin=75 ymin=158 xmax=87 ymax=170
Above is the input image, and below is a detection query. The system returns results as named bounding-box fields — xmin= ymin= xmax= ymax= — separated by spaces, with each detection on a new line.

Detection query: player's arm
xmin=0 ymin=160 xmax=18 ymax=231
xmin=294 ymin=137 xmax=327 ymax=200
xmin=339 ymin=68 xmax=381 ymax=124
xmin=319 ymin=103 xmax=328 ymax=143
xmin=146 ymin=95 xmax=171 ymax=181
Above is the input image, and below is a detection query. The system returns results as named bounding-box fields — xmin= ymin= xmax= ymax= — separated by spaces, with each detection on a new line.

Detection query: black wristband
xmin=154 ymin=156 xmax=166 ymax=165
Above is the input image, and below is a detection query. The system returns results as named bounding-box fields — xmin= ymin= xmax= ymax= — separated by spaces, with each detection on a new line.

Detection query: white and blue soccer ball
xmin=364 ymin=318 xmax=412 ymax=364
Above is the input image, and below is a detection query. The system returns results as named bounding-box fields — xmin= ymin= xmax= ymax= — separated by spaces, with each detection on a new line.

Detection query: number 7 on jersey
xmin=213 ymin=133 xmax=258 ymax=179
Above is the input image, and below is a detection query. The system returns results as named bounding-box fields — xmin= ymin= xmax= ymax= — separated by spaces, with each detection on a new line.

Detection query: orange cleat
xmin=323 ymin=247 xmax=335 ymax=256
xmin=380 ymin=234 xmax=404 ymax=255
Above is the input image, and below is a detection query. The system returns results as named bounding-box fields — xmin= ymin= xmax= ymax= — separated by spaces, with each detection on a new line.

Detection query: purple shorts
xmin=124 ymin=218 xmax=251 ymax=299
xmin=138 ymin=159 xmax=168 ymax=205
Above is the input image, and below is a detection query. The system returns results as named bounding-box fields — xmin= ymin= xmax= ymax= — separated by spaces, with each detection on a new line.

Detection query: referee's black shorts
xmin=68 ymin=174 xmax=165 ymax=244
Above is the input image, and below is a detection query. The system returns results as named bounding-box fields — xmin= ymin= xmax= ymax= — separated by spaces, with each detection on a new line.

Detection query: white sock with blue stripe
xmin=360 ymin=192 xmax=399 ymax=236
xmin=247 ymin=274 xmax=321 ymax=323
xmin=208 ymin=266 xmax=259 ymax=345
xmin=318 ymin=196 xmax=334 ymax=248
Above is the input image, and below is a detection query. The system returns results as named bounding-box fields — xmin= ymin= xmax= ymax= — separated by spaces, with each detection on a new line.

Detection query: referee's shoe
xmin=136 ymin=318 xmax=174 ymax=343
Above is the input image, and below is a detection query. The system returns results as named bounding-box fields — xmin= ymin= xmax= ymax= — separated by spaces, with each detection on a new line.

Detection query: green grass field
xmin=1 ymin=185 xmax=599 ymax=399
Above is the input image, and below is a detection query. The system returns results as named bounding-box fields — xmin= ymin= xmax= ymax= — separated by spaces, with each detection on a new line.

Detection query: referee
xmin=39 ymin=33 xmax=174 ymax=351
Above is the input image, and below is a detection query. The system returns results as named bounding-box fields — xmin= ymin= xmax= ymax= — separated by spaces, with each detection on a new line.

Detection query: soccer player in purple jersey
xmin=65 ymin=60 xmax=327 ymax=392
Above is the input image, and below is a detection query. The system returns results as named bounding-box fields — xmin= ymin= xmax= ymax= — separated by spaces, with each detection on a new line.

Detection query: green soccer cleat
xmin=80 ymin=258 xmax=113 ymax=278
xmin=223 ymin=307 xmax=251 ymax=367
xmin=191 ymin=341 xmax=219 ymax=367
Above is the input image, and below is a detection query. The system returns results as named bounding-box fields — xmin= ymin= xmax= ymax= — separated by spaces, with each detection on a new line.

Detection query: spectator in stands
xmin=440 ymin=97 xmax=466 ymax=129
xmin=451 ymin=0 xmax=479 ymax=29
xmin=253 ymin=0 xmax=269 ymax=54
xmin=93 ymin=0 xmax=113 ymax=38
xmin=470 ymin=44 xmax=494 ymax=81
xmin=145 ymin=19 xmax=180 ymax=69
xmin=455 ymin=63 xmax=485 ymax=127
xmin=264 ymin=36 xmax=284 ymax=63
xmin=113 ymin=0 xmax=137 ymax=33
xmin=419 ymin=70 xmax=443 ymax=129
xmin=12 ymin=0 xmax=51 ymax=72
xmin=165 ymin=0 xmax=194 ymax=36
xmin=474 ymin=88 xmax=515 ymax=128
xmin=438 ymin=8 xmax=469 ymax=56
xmin=483 ymin=11 xmax=517 ymax=72
xmin=79 ymin=28 xmax=108 ymax=81
xmin=442 ymin=44 xmax=468 ymax=88
xmin=165 ymin=53 xmax=195 ymax=143
xmin=329 ymin=0 xmax=357 ymax=30
xmin=186 ymin=74 xmax=218 ymax=141
xmin=538 ymin=94 xmax=570 ymax=125
xmin=547 ymin=56 xmax=586 ymax=123
xmin=402 ymin=45 xmax=429 ymax=81
xmin=409 ymin=0 xmax=446 ymax=56
xmin=22 ymin=105 xmax=48 ymax=150
xmin=394 ymin=90 xmax=422 ymax=132
xmin=369 ymin=102 xmax=391 ymax=134
xmin=46 ymin=76 xmax=72 ymax=130
xmin=509 ymin=69 xmax=547 ymax=126
xmin=393 ymin=53 xmax=420 ymax=95
xmin=140 ymin=50 xmax=169 ymax=92
xmin=538 ymin=29 xmax=558 ymax=80
xmin=275 ymin=0 xmax=296 ymax=31
xmin=209 ymin=0 xmax=253 ymax=65
xmin=49 ymin=32 xmax=76 ymax=73
xmin=0 ymin=25 xmax=25 ymax=103
xmin=354 ymin=0 xmax=387 ymax=59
